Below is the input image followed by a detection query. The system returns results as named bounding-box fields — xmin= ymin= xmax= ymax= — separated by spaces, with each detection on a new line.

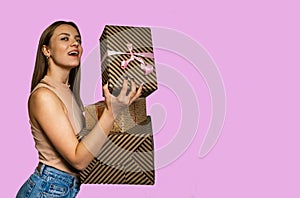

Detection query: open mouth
xmin=68 ymin=51 xmax=79 ymax=56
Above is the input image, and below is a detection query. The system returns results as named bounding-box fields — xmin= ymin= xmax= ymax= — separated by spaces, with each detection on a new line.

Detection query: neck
xmin=46 ymin=66 xmax=71 ymax=85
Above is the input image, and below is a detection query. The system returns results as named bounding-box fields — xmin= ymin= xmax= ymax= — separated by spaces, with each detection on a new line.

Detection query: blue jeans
xmin=16 ymin=163 xmax=81 ymax=198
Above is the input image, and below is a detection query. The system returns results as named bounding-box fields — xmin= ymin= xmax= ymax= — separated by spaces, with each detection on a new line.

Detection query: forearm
xmin=72 ymin=80 xmax=142 ymax=170
xmin=74 ymin=108 xmax=115 ymax=170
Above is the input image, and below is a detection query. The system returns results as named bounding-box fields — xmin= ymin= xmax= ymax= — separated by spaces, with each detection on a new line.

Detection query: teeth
xmin=68 ymin=51 xmax=78 ymax=55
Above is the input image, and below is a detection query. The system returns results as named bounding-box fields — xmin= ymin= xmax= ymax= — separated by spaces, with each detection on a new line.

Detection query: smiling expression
xmin=43 ymin=24 xmax=83 ymax=69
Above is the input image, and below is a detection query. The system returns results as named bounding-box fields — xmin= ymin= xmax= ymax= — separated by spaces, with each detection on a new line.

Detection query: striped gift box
xmin=79 ymin=116 xmax=155 ymax=185
xmin=84 ymin=98 xmax=147 ymax=133
xmin=100 ymin=25 xmax=157 ymax=97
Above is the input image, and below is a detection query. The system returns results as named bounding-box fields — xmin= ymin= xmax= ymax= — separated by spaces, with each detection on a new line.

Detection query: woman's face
xmin=45 ymin=24 xmax=83 ymax=68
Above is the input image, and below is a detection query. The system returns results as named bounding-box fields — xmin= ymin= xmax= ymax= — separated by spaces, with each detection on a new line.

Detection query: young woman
xmin=16 ymin=21 xmax=142 ymax=198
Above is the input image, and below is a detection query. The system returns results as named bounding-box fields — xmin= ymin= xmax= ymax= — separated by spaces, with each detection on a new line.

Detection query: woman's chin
xmin=66 ymin=62 xmax=81 ymax=68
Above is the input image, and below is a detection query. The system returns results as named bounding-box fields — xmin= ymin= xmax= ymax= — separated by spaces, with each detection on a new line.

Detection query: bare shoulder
xmin=29 ymin=87 xmax=65 ymax=115
xmin=30 ymin=87 xmax=58 ymax=105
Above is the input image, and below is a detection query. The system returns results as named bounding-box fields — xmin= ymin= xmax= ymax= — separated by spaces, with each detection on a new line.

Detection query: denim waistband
xmin=36 ymin=163 xmax=81 ymax=188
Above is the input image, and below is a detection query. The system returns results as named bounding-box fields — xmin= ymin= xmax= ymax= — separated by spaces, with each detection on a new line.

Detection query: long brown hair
xmin=31 ymin=21 xmax=84 ymax=111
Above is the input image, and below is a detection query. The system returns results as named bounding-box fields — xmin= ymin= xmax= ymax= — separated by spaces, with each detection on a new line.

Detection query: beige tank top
xmin=30 ymin=75 xmax=84 ymax=174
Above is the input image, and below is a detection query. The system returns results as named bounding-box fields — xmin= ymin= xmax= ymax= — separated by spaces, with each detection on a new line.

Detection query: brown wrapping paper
xmin=100 ymin=25 xmax=158 ymax=97
xmin=79 ymin=116 xmax=155 ymax=185
xmin=84 ymin=97 xmax=147 ymax=133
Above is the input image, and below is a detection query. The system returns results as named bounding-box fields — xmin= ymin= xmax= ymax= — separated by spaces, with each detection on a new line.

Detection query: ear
xmin=42 ymin=45 xmax=51 ymax=58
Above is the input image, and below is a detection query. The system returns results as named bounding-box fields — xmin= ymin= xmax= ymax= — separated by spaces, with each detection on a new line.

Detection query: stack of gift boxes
xmin=79 ymin=25 xmax=157 ymax=185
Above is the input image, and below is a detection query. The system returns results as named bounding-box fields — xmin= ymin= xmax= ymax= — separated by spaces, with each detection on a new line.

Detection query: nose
xmin=71 ymin=39 xmax=79 ymax=47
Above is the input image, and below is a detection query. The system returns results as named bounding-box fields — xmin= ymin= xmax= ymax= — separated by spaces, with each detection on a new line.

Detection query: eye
xmin=61 ymin=37 xmax=69 ymax=41
xmin=76 ymin=38 xmax=82 ymax=44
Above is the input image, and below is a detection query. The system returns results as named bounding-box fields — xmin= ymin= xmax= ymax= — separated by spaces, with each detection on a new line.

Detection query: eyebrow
xmin=58 ymin=33 xmax=81 ymax=38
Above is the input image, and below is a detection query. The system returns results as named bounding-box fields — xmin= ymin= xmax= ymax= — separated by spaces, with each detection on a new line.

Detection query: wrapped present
xmin=100 ymin=25 xmax=157 ymax=97
xmin=84 ymin=98 xmax=147 ymax=133
xmin=79 ymin=116 xmax=155 ymax=185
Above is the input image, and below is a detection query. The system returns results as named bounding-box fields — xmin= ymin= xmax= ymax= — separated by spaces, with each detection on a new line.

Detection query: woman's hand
xmin=103 ymin=79 xmax=143 ymax=119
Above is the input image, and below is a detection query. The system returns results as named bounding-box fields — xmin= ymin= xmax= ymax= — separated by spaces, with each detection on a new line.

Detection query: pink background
xmin=1 ymin=0 xmax=300 ymax=197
